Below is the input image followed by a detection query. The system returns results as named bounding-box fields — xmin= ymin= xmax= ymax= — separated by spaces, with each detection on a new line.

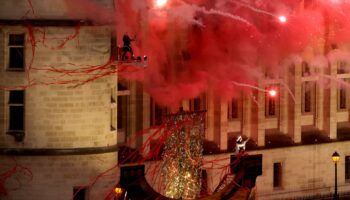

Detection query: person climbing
xmin=121 ymin=33 xmax=135 ymax=61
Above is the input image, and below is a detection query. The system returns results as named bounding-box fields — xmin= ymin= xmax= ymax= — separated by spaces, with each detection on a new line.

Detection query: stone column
xmin=290 ymin=63 xmax=303 ymax=143
xmin=257 ymin=82 xmax=265 ymax=146
xmin=220 ymin=101 xmax=228 ymax=150
xmin=206 ymin=94 xmax=215 ymax=142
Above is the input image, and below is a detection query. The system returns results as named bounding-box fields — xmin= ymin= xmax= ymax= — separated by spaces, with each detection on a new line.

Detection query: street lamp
xmin=332 ymin=151 xmax=340 ymax=200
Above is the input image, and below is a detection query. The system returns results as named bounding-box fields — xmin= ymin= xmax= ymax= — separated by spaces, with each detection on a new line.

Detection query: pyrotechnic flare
xmin=278 ymin=15 xmax=287 ymax=23
xmin=268 ymin=89 xmax=277 ymax=97
xmin=155 ymin=0 xmax=168 ymax=8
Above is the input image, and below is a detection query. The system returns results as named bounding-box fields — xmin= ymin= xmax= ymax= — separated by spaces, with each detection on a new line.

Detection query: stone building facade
xmin=119 ymin=37 xmax=350 ymax=200
xmin=1 ymin=1 xmax=350 ymax=200
xmin=0 ymin=1 xmax=118 ymax=200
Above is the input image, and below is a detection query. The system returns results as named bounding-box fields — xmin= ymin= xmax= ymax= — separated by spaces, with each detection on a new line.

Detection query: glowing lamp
xmin=155 ymin=0 xmax=167 ymax=8
xmin=278 ymin=16 xmax=287 ymax=23
xmin=268 ymin=89 xmax=277 ymax=97
xmin=115 ymin=187 xmax=123 ymax=195
xmin=332 ymin=151 xmax=340 ymax=163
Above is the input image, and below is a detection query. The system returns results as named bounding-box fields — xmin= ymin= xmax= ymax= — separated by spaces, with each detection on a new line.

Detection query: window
xmin=302 ymin=82 xmax=315 ymax=113
xmin=8 ymin=34 xmax=25 ymax=70
xmin=337 ymin=61 xmax=347 ymax=74
xmin=228 ymin=98 xmax=240 ymax=120
xmin=302 ymin=61 xmax=310 ymax=76
xmin=150 ymin=98 xmax=168 ymax=126
xmin=265 ymin=86 xmax=279 ymax=117
xmin=273 ymin=162 xmax=282 ymax=188
xmin=190 ymin=95 xmax=206 ymax=112
xmin=120 ymin=165 xmax=145 ymax=186
xmin=264 ymin=66 xmax=277 ymax=79
xmin=117 ymin=79 xmax=130 ymax=135
xmin=8 ymin=90 xmax=25 ymax=131
xmin=346 ymin=156 xmax=350 ymax=181
xmin=110 ymin=86 xmax=117 ymax=131
xmin=338 ymin=82 xmax=347 ymax=110
xmin=117 ymin=95 xmax=129 ymax=131
xmin=73 ymin=187 xmax=88 ymax=200
xmin=190 ymin=97 xmax=201 ymax=111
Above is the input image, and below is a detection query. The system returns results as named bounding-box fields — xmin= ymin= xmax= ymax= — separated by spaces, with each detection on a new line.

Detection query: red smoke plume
xmin=65 ymin=0 xmax=350 ymax=108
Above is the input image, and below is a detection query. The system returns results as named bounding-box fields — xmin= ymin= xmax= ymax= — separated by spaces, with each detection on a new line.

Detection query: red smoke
xmin=65 ymin=0 xmax=350 ymax=108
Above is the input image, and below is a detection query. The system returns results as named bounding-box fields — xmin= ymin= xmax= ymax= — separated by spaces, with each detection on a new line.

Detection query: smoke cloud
xmin=65 ymin=0 xmax=350 ymax=108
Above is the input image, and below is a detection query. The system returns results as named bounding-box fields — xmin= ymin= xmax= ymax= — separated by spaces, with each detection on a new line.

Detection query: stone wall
xmin=0 ymin=0 xmax=114 ymax=20
xmin=0 ymin=152 xmax=118 ymax=200
xmin=0 ymin=24 xmax=118 ymax=200
xmin=0 ymin=25 xmax=116 ymax=148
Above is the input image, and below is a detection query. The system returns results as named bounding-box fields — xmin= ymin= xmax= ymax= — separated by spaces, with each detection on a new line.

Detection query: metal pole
xmin=334 ymin=162 xmax=338 ymax=200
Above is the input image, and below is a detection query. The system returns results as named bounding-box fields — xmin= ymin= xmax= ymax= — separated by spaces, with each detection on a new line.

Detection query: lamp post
xmin=332 ymin=151 xmax=340 ymax=200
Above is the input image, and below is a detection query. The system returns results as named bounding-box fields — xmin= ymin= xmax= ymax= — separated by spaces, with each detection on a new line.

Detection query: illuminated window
xmin=8 ymin=90 xmax=25 ymax=132
xmin=302 ymin=61 xmax=310 ymax=76
xmin=8 ymin=34 xmax=25 ymax=70
xmin=265 ymin=86 xmax=278 ymax=117
xmin=346 ymin=156 xmax=350 ymax=181
xmin=228 ymin=98 xmax=240 ymax=120
xmin=73 ymin=186 xmax=89 ymax=200
xmin=273 ymin=162 xmax=282 ymax=188
xmin=338 ymin=83 xmax=347 ymax=110
xmin=302 ymin=82 xmax=315 ymax=113
xmin=150 ymin=98 xmax=168 ymax=126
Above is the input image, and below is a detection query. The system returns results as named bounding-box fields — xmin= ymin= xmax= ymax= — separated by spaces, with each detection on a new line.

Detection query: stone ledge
xmin=0 ymin=144 xmax=118 ymax=156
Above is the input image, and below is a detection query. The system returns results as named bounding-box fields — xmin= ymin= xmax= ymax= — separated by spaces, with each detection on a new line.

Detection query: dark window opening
xmin=73 ymin=187 xmax=87 ymax=200
xmin=9 ymin=90 xmax=24 ymax=104
xmin=117 ymin=95 xmax=129 ymax=130
xmin=346 ymin=156 xmax=350 ymax=181
xmin=150 ymin=98 xmax=168 ymax=126
xmin=302 ymin=61 xmax=310 ymax=76
xmin=120 ymin=165 xmax=145 ymax=187
xmin=304 ymin=90 xmax=311 ymax=112
xmin=303 ymin=82 xmax=314 ymax=113
xmin=9 ymin=34 xmax=25 ymax=45
xmin=9 ymin=48 xmax=24 ymax=69
xmin=268 ymin=98 xmax=275 ymax=116
xmin=339 ymin=87 xmax=347 ymax=110
xmin=273 ymin=162 xmax=282 ymax=188
xmin=338 ymin=61 xmax=347 ymax=74
xmin=191 ymin=97 xmax=201 ymax=111
xmin=228 ymin=98 xmax=239 ymax=119
xmin=8 ymin=90 xmax=24 ymax=131
xmin=190 ymin=96 xmax=206 ymax=112
xmin=8 ymin=34 xmax=25 ymax=70
xmin=9 ymin=106 xmax=24 ymax=130
xmin=266 ymin=97 xmax=276 ymax=116
xmin=118 ymin=79 xmax=129 ymax=91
